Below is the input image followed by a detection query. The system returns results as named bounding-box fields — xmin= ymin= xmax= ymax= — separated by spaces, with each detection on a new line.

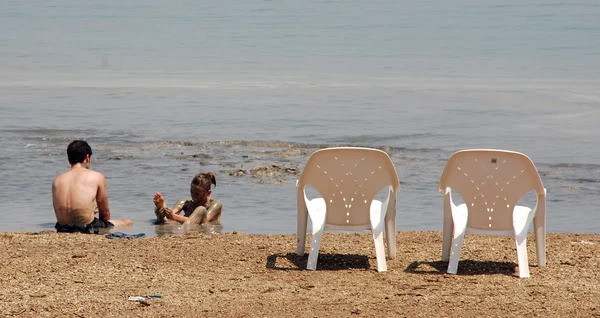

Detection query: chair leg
xmin=372 ymin=224 xmax=387 ymax=272
xmin=534 ymin=216 xmax=546 ymax=267
xmin=306 ymin=223 xmax=325 ymax=271
xmin=515 ymin=231 xmax=530 ymax=278
xmin=442 ymin=219 xmax=453 ymax=262
xmin=447 ymin=230 xmax=465 ymax=275
xmin=385 ymin=215 xmax=396 ymax=259
xmin=442 ymin=191 xmax=453 ymax=262
xmin=297 ymin=207 xmax=308 ymax=256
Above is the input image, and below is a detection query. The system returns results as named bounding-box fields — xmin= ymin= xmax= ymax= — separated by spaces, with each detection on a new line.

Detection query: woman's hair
xmin=190 ymin=172 xmax=216 ymax=198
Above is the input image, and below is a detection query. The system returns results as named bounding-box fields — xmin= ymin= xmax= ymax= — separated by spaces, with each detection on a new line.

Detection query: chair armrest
xmin=444 ymin=187 xmax=457 ymax=209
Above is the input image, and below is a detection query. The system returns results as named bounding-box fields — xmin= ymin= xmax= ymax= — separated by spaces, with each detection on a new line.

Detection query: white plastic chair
xmin=439 ymin=149 xmax=547 ymax=278
xmin=296 ymin=147 xmax=400 ymax=272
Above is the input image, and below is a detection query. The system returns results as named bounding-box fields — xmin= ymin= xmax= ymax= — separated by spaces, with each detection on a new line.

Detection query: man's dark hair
xmin=67 ymin=140 xmax=92 ymax=164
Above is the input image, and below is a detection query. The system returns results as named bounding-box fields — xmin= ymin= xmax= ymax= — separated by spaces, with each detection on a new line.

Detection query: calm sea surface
xmin=1 ymin=1 xmax=599 ymax=236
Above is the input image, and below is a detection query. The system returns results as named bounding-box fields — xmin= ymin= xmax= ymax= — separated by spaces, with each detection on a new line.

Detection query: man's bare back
xmin=53 ymin=166 xmax=108 ymax=226
xmin=52 ymin=140 xmax=132 ymax=232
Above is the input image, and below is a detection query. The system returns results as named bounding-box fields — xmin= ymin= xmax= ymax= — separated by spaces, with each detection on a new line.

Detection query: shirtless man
xmin=52 ymin=140 xmax=132 ymax=233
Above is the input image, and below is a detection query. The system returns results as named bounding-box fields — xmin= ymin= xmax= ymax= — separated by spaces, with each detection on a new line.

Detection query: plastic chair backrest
xmin=298 ymin=147 xmax=400 ymax=227
xmin=439 ymin=149 xmax=545 ymax=231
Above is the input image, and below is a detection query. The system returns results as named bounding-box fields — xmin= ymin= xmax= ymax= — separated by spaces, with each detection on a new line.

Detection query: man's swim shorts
xmin=55 ymin=217 xmax=114 ymax=234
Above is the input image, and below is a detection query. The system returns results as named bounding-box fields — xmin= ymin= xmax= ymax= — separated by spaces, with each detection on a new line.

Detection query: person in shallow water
xmin=52 ymin=140 xmax=133 ymax=234
xmin=153 ymin=172 xmax=223 ymax=225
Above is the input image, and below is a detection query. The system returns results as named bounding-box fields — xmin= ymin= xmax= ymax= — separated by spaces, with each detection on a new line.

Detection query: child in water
xmin=153 ymin=172 xmax=222 ymax=225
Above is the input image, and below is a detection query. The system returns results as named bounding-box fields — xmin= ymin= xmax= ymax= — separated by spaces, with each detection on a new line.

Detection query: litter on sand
xmin=128 ymin=295 xmax=161 ymax=306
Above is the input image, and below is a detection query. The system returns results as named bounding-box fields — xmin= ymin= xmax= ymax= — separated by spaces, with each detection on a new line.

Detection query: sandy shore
xmin=1 ymin=230 xmax=599 ymax=317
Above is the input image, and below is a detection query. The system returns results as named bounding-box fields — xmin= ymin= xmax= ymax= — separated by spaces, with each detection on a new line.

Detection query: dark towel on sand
xmin=105 ymin=232 xmax=146 ymax=239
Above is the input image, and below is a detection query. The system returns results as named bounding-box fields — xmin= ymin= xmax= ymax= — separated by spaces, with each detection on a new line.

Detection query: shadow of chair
xmin=267 ymin=252 xmax=371 ymax=271
xmin=404 ymin=260 xmax=519 ymax=276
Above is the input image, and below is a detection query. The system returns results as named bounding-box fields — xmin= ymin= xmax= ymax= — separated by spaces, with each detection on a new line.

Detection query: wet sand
xmin=1 ymin=231 xmax=599 ymax=317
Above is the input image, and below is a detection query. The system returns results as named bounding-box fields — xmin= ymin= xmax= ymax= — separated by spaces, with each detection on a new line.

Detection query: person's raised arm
xmin=96 ymin=174 xmax=111 ymax=221
xmin=154 ymin=193 xmax=186 ymax=220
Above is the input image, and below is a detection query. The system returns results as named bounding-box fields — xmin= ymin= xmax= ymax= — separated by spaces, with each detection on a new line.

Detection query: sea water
xmin=1 ymin=0 xmax=599 ymax=236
